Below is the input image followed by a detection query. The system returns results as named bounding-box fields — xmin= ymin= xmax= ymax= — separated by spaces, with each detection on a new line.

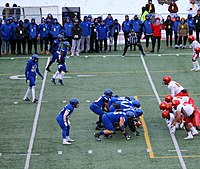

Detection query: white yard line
xmin=140 ymin=55 xmax=187 ymax=169
xmin=24 ymin=57 xmax=50 ymax=169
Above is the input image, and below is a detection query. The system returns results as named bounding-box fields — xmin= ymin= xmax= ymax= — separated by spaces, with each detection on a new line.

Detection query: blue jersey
xmin=106 ymin=111 xmax=127 ymax=125
xmin=59 ymin=103 xmax=74 ymax=117
xmin=57 ymin=48 xmax=67 ymax=72
xmin=123 ymin=108 xmax=140 ymax=118
xmin=50 ymin=39 xmax=62 ymax=53
xmin=93 ymin=95 xmax=110 ymax=107
xmin=25 ymin=59 xmax=42 ymax=78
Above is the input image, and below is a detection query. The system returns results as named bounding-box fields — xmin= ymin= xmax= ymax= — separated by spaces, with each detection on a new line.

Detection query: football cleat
xmin=58 ymin=79 xmax=64 ymax=85
xmin=192 ymin=130 xmax=199 ymax=136
xmin=66 ymin=137 xmax=74 ymax=142
xmin=63 ymin=140 xmax=71 ymax=145
xmin=23 ymin=97 xmax=30 ymax=101
xmin=94 ymin=133 xmax=101 ymax=141
xmin=104 ymin=134 xmax=112 ymax=139
xmin=32 ymin=99 xmax=38 ymax=103
xmin=51 ymin=78 xmax=56 ymax=85
xmin=184 ymin=135 xmax=193 ymax=140
xmin=46 ymin=68 xmax=51 ymax=72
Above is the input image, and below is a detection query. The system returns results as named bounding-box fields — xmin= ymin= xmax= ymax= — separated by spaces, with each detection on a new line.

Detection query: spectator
xmin=88 ymin=15 xmax=93 ymax=23
xmin=186 ymin=14 xmax=195 ymax=36
xmin=11 ymin=4 xmax=21 ymax=20
xmin=178 ymin=18 xmax=189 ymax=49
xmin=38 ymin=18 xmax=49 ymax=54
xmin=2 ymin=3 xmax=11 ymax=21
xmin=122 ymin=15 xmax=131 ymax=47
xmin=96 ymin=20 xmax=109 ymax=53
xmin=143 ymin=14 xmax=153 ymax=51
xmin=89 ymin=18 xmax=99 ymax=53
xmin=186 ymin=0 xmax=198 ymax=17
xmin=194 ymin=9 xmax=200 ymax=42
xmin=113 ymin=19 xmax=121 ymax=51
xmin=49 ymin=18 xmax=62 ymax=47
xmin=168 ymin=0 xmax=179 ymax=18
xmin=140 ymin=6 xmax=149 ymax=23
xmin=150 ymin=17 xmax=165 ymax=53
xmin=16 ymin=20 xmax=26 ymax=54
xmin=145 ymin=0 xmax=155 ymax=14
xmin=80 ymin=16 xmax=91 ymax=53
xmin=23 ymin=18 xmax=30 ymax=54
xmin=71 ymin=19 xmax=82 ymax=56
xmin=130 ymin=15 xmax=142 ymax=48
xmin=63 ymin=16 xmax=74 ymax=46
xmin=104 ymin=14 xmax=114 ymax=28
xmin=164 ymin=15 xmax=173 ymax=48
xmin=27 ymin=18 xmax=38 ymax=54
xmin=1 ymin=18 xmax=12 ymax=55
xmin=10 ymin=16 xmax=19 ymax=54
xmin=0 ymin=18 xmax=2 ymax=56
xmin=173 ymin=15 xmax=181 ymax=48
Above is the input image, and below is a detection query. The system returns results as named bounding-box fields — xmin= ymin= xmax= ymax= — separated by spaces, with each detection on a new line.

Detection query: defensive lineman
xmin=23 ymin=54 xmax=43 ymax=103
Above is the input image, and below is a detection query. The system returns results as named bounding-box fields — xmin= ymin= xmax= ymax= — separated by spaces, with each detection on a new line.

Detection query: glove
xmin=25 ymin=78 xmax=28 ymax=83
xmin=180 ymin=121 xmax=185 ymax=129
xmin=64 ymin=122 xmax=68 ymax=127
xmin=170 ymin=126 xmax=176 ymax=134
xmin=67 ymin=120 xmax=70 ymax=126
xmin=41 ymin=76 xmax=44 ymax=80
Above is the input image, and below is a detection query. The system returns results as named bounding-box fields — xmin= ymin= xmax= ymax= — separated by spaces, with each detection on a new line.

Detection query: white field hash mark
xmin=24 ymin=57 xmax=50 ymax=169
xmin=140 ymin=55 xmax=187 ymax=169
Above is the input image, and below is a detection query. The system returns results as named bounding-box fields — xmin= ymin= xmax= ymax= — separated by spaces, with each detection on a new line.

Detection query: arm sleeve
xmin=24 ymin=62 xmax=30 ymax=78
xmin=36 ymin=64 xmax=43 ymax=77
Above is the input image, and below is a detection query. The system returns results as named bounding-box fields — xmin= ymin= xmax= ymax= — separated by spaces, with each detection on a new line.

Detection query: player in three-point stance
xmin=23 ymin=54 xmax=43 ymax=103
xmin=56 ymin=98 xmax=79 ymax=145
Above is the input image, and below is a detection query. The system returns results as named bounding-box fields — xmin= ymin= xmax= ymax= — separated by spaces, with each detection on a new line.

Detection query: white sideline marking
xmin=24 ymin=57 xmax=50 ymax=169
xmin=86 ymin=100 xmax=90 ymax=103
xmin=63 ymin=100 xmax=67 ymax=103
xmin=14 ymin=102 xmax=18 ymax=105
xmin=77 ymin=75 xmax=96 ymax=77
xmin=0 ymin=153 xmax=2 ymax=156
xmin=19 ymin=153 xmax=40 ymax=156
xmin=168 ymin=150 xmax=188 ymax=152
xmin=88 ymin=150 xmax=93 ymax=154
xmin=58 ymin=151 xmax=62 ymax=155
xmin=140 ymin=55 xmax=187 ymax=169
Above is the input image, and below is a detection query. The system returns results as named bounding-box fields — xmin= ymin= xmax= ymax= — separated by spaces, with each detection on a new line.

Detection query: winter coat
xmin=168 ymin=3 xmax=178 ymax=13
xmin=71 ymin=24 xmax=82 ymax=40
xmin=143 ymin=19 xmax=153 ymax=35
xmin=63 ymin=22 xmax=74 ymax=37
xmin=178 ymin=22 xmax=189 ymax=36
xmin=96 ymin=23 xmax=109 ymax=40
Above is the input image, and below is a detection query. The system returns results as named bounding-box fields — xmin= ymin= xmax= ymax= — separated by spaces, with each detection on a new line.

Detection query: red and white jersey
xmin=177 ymin=103 xmax=194 ymax=117
xmin=167 ymin=81 xmax=184 ymax=97
xmin=172 ymin=96 xmax=189 ymax=104
xmin=191 ymin=40 xmax=200 ymax=54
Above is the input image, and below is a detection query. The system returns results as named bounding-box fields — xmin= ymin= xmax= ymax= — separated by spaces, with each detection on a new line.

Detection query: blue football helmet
xmin=104 ymin=89 xmax=113 ymax=97
xmin=136 ymin=108 xmax=143 ymax=116
xmin=63 ymin=41 xmax=70 ymax=47
xmin=129 ymin=96 xmax=135 ymax=101
xmin=132 ymin=100 xmax=141 ymax=108
xmin=57 ymin=34 xmax=63 ymax=40
xmin=126 ymin=111 xmax=135 ymax=118
xmin=70 ymin=98 xmax=79 ymax=108
xmin=32 ymin=54 xmax=39 ymax=62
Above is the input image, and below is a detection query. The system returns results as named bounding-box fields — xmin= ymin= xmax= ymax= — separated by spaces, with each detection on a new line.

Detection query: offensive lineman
xmin=23 ymin=54 xmax=43 ymax=103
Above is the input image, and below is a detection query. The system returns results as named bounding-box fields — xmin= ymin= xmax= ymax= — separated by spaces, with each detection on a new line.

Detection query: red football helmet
xmin=165 ymin=94 xmax=173 ymax=103
xmin=159 ymin=101 xmax=168 ymax=110
xmin=162 ymin=110 xmax=170 ymax=119
xmin=162 ymin=75 xmax=171 ymax=85
xmin=188 ymin=35 xmax=195 ymax=43
xmin=195 ymin=47 xmax=200 ymax=54
xmin=167 ymin=102 xmax=172 ymax=112
xmin=172 ymin=100 xmax=180 ymax=109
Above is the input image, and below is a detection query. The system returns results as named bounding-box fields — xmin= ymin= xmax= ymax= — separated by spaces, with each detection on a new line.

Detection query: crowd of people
xmin=0 ymin=0 xmax=200 ymax=56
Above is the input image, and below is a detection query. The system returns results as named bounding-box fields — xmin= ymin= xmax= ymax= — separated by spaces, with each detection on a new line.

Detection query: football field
xmin=1 ymin=42 xmax=200 ymax=169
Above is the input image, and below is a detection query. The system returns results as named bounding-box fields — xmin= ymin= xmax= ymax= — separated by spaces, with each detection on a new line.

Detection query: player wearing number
xmin=23 ymin=54 xmax=43 ymax=103
xmin=188 ymin=35 xmax=200 ymax=71
xmin=162 ymin=75 xmax=189 ymax=97
xmin=90 ymin=89 xmax=113 ymax=130
xmin=56 ymin=98 xmax=79 ymax=145
xmin=94 ymin=111 xmax=134 ymax=141
xmin=46 ymin=34 xmax=63 ymax=72
xmin=51 ymin=41 xmax=69 ymax=85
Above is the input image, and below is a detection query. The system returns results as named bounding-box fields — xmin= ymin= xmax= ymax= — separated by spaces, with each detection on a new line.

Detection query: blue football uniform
xmin=102 ymin=111 xmax=128 ymax=130
xmin=25 ymin=59 xmax=42 ymax=87
xmin=57 ymin=48 xmax=68 ymax=73
xmin=110 ymin=100 xmax=134 ymax=112
xmin=56 ymin=103 xmax=74 ymax=139
xmin=50 ymin=39 xmax=62 ymax=62
xmin=90 ymin=95 xmax=110 ymax=116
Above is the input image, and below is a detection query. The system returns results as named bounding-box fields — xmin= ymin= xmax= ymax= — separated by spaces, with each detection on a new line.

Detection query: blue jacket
xmin=130 ymin=19 xmax=142 ymax=33
xmin=80 ymin=19 xmax=91 ymax=36
xmin=10 ymin=20 xmax=19 ymax=39
xmin=27 ymin=19 xmax=38 ymax=38
xmin=104 ymin=17 xmax=114 ymax=28
xmin=96 ymin=23 xmax=109 ymax=40
xmin=173 ymin=20 xmax=181 ymax=34
xmin=63 ymin=21 xmax=74 ymax=36
xmin=1 ymin=19 xmax=12 ymax=40
xmin=110 ymin=23 xmax=121 ymax=36
xmin=143 ymin=19 xmax=153 ymax=35
xmin=50 ymin=23 xmax=62 ymax=38
xmin=38 ymin=22 xmax=49 ymax=38
xmin=186 ymin=14 xmax=195 ymax=31
xmin=122 ymin=20 xmax=131 ymax=33
xmin=25 ymin=59 xmax=42 ymax=78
